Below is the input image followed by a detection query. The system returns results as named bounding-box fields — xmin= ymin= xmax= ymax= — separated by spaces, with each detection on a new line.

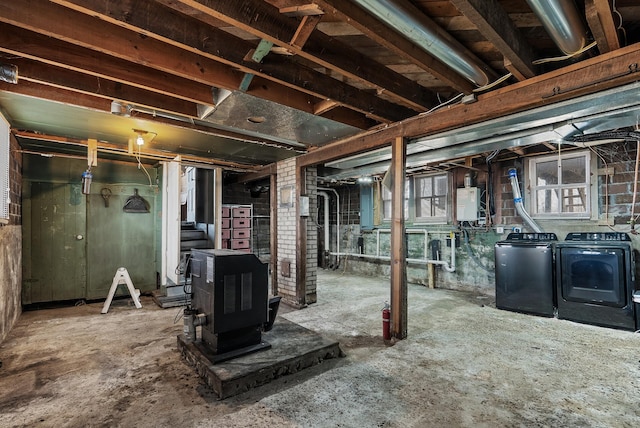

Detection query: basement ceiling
xmin=0 ymin=1 xmax=639 ymax=174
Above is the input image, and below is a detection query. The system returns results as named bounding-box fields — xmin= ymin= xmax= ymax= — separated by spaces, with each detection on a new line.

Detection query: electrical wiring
xmin=473 ymin=73 xmax=512 ymax=93
xmin=421 ymin=93 xmax=464 ymax=115
xmin=532 ymin=41 xmax=598 ymax=65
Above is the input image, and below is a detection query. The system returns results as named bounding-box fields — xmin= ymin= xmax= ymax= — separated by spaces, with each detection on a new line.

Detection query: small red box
xmin=221 ymin=239 xmax=230 ymax=249
xmin=222 ymin=207 xmax=231 ymax=217
xmin=221 ymin=229 xmax=231 ymax=239
xmin=221 ymin=218 xmax=231 ymax=229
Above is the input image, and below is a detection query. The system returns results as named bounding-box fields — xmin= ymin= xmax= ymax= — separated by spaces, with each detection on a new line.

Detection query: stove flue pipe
xmin=508 ymin=168 xmax=543 ymax=233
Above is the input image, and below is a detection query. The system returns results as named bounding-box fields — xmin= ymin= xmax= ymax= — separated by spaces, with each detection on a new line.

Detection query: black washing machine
xmin=495 ymin=233 xmax=558 ymax=317
xmin=555 ymin=232 xmax=636 ymax=330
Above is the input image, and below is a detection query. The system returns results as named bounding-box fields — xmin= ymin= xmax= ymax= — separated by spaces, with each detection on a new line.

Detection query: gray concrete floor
xmin=1 ymin=270 xmax=639 ymax=427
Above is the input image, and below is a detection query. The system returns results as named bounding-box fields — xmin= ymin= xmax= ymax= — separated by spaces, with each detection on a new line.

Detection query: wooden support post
xmin=270 ymin=173 xmax=278 ymax=296
xmin=428 ymin=264 xmax=436 ymax=289
xmin=390 ymin=136 xmax=407 ymax=340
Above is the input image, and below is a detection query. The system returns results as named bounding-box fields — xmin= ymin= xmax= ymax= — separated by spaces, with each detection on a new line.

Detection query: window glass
xmin=530 ymin=152 xmax=590 ymax=217
xmin=414 ymin=173 xmax=448 ymax=221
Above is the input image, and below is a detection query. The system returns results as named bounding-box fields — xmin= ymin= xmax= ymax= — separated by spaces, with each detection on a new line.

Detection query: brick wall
xmin=305 ymin=167 xmax=317 ymax=304
xmin=276 ymin=158 xmax=298 ymax=305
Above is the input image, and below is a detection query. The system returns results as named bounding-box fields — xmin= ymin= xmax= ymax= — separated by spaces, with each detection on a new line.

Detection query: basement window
xmin=381 ymin=180 xmax=409 ymax=221
xmin=0 ymin=113 xmax=9 ymax=223
xmin=381 ymin=172 xmax=450 ymax=223
xmin=529 ymin=151 xmax=591 ymax=218
xmin=414 ymin=173 xmax=449 ymax=223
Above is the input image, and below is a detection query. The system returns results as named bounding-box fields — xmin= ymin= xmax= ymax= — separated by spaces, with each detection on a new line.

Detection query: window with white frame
xmin=414 ymin=173 xmax=449 ymax=222
xmin=381 ymin=179 xmax=409 ymax=220
xmin=529 ymin=151 xmax=590 ymax=217
xmin=381 ymin=172 xmax=450 ymax=222
xmin=0 ymin=113 xmax=9 ymax=223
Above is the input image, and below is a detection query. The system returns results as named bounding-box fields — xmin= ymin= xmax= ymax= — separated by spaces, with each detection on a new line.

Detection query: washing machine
xmin=495 ymin=232 xmax=558 ymax=317
xmin=555 ymin=232 xmax=636 ymax=330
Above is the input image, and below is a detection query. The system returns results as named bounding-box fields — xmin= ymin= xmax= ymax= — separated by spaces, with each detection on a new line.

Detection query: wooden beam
xmin=314 ymin=0 xmax=479 ymax=94
xmin=0 ymin=23 xmax=218 ymax=107
xmin=313 ymin=99 xmax=339 ymax=115
xmin=280 ymin=4 xmax=324 ymax=17
xmin=1 ymin=79 xmax=302 ymax=152
xmin=450 ymin=0 xmax=536 ymax=79
xmin=390 ymin=136 xmax=407 ymax=340
xmin=585 ymin=0 xmax=621 ymax=54
xmin=49 ymin=0 xmax=412 ymax=123
xmin=0 ymin=0 xmax=360 ymax=126
xmin=0 ymin=80 xmax=111 ymax=111
xmin=14 ymin=58 xmax=200 ymax=118
xmin=297 ymin=42 xmax=640 ymax=168
xmin=12 ymin=130 xmax=257 ymax=170
xmin=290 ymin=14 xmax=322 ymax=49
xmin=171 ymin=0 xmax=439 ymax=110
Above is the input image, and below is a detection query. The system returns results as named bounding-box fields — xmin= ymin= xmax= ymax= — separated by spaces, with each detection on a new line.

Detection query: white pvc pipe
xmin=317 ymin=191 xmax=330 ymax=252
xmin=317 ymin=187 xmax=340 ymax=258
xmin=329 ymin=229 xmax=456 ymax=272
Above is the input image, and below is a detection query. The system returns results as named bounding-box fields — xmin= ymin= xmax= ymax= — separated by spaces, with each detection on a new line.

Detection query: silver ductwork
xmin=0 ymin=63 xmax=18 ymax=84
xmin=525 ymin=0 xmax=587 ymax=55
xmin=351 ymin=0 xmax=490 ymax=87
xmin=508 ymin=168 xmax=543 ymax=233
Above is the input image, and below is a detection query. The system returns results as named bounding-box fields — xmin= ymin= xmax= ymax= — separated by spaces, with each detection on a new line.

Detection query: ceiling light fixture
xmin=128 ymin=129 xmax=156 ymax=154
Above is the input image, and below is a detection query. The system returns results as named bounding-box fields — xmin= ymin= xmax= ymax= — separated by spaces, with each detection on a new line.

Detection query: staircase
xmin=180 ymin=222 xmax=211 ymax=254
xmin=153 ymin=222 xmax=213 ymax=308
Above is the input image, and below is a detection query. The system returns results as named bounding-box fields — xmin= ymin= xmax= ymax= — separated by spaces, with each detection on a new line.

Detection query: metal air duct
xmin=351 ymin=0 xmax=490 ymax=87
xmin=525 ymin=0 xmax=587 ymax=55
xmin=0 ymin=63 xmax=18 ymax=84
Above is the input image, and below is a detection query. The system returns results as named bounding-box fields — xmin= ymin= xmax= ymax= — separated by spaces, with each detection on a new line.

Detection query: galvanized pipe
xmin=508 ymin=168 xmax=543 ymax=233
xmin=525 ymin=0 xmax=587 ymax=55
xmin=0 ymin=63 xmax=18 ymax=84
xmin=351 ymin=0 xmax=490 ymax=87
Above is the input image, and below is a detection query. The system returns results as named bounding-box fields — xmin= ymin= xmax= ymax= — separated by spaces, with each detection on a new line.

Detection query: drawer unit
xmin=231 ymin=239 xmax=250 ymax=249
xmin=233 ymin=229 xmax=250 ymax=239
xmin=220 ymin=204 xmax=253 ymax=253
xmin=233 ymin=218 xmax=250 ymax=229
xmin=232 ymin=207 xmax=251 ymax=218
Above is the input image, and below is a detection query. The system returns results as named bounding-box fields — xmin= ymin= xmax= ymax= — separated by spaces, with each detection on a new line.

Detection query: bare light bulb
xmin=136 ymin=134 xmax=144 ymax=146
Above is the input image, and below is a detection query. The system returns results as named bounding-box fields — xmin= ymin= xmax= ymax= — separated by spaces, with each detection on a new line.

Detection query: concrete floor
xmin=1 ymin=270 xmax=639 ymax=427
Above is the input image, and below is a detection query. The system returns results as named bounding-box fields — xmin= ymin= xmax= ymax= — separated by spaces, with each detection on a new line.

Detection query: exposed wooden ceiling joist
xmin=449 ymin=0 xmax=536 ymax=80
xmin=165 ymin=0 xmax=440 ymax=110
xmin=298 ymin=42 xmax=640 ymax=167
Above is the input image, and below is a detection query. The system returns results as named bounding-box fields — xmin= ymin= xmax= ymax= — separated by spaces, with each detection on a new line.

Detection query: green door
xmin=22 ymin=182 xmax=87 ymax=304
xmin=85 ymin=185 xmax=157 ymax=299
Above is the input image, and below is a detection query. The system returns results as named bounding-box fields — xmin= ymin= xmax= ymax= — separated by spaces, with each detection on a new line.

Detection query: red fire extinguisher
xmin=382 ymin=301 xmax=391 ymax=340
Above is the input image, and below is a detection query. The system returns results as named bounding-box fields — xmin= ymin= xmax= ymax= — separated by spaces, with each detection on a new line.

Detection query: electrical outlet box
xmin=299 ymin=196 xmax=309 ymax=216
xmin=456 ymin=187 xmax=479 ymax=221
